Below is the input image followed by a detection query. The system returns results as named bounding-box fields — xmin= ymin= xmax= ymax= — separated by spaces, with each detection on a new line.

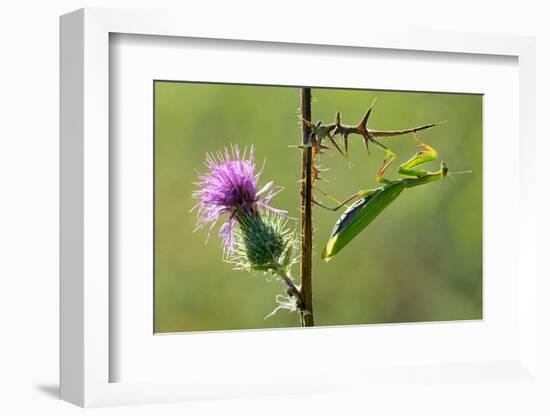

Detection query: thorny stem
xmin=300 ymin=88 xmax=314 ymax=327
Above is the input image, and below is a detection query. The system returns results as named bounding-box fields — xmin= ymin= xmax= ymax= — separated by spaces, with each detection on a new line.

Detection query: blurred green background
xmin=154 ymin=81 xmax=482 ymax=333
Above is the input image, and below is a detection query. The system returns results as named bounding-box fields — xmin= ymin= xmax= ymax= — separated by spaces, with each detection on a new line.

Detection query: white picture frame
xmin=60 ymin=7 xmax=538 ymax=408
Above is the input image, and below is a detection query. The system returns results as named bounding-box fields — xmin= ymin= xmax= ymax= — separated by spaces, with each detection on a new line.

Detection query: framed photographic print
xmin=153 ymin=81 xmax=483 ymax=333
xmin=60 ymin=8 xmax=539 ymax=409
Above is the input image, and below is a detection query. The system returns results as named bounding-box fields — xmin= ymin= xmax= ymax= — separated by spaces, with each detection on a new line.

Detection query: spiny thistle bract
xmin=228 ymin=212 xmax=297 ymax=273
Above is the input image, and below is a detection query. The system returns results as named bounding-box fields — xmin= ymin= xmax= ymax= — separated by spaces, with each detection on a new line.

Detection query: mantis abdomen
xmin=321 ymin=182 xmax=405 ymax=261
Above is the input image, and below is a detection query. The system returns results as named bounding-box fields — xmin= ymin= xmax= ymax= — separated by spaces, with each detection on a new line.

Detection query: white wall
xmin=1 ymin=1 xmax=548 ymax=415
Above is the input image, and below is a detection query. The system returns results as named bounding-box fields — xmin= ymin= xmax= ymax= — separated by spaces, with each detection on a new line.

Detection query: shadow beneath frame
xmin=34 ymin=383 xmax=59 ymax=399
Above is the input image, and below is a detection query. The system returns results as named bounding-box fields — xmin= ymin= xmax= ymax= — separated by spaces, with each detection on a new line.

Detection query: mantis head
xmin=441 ymin=161 xmax=448 ymax=178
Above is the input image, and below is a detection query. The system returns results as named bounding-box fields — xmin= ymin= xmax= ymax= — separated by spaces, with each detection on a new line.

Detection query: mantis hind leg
xmin=313 ymin=135 xmax=388 ymax=211
xmin=313 ymin=186 xmax=357 ymax=211
xmin=313 ymin=186 xmax=381 ymax=211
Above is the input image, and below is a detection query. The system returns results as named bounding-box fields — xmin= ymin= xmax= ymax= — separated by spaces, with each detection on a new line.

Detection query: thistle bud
xmin=229 ymin=212 xmax=297 ymax=273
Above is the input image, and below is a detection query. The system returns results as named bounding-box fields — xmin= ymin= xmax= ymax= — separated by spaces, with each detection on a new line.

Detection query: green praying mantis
xmin=302 ymin=99 xmax=466 ymax=261
xmin=318 ymin=136 xmax=448 ymax=261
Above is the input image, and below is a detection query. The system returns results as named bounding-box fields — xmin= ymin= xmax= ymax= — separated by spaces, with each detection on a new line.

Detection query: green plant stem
xmin=275 ymin=268 xmax=303 ymax=308
xmin=299 ymin=88 xmax=314 ymax=327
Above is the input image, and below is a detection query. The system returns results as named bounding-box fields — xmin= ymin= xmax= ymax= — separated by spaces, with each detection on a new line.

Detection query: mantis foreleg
xmin=397 ymin=135 xmax=448 ymax=186
xmin=398 ymin=136 xmax=438 ymax=177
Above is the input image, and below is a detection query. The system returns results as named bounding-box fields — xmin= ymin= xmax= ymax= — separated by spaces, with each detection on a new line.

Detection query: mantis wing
xmin=321 ymin=181 xmax=405 ymax=261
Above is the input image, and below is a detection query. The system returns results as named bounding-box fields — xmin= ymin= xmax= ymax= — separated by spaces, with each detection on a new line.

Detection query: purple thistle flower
xmin=191 ymin=145 xmax=284 ymax=252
